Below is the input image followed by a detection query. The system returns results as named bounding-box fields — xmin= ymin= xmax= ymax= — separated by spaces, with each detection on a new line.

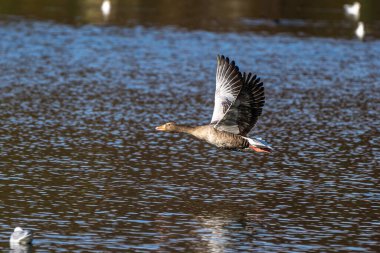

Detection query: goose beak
xmin=156 ymin=125 xmax=165 ymax=131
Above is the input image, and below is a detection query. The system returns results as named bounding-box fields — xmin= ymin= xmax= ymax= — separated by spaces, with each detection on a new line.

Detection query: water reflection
xmin=197 ymin=212 xmax=265 ymax=253
xmin=9 ymin=244 xmax=33 ymax=253
xmin=0 ymin=0 xmax=379 ymax=38
xmin=198 ymin=217 xmax=229 ymax=253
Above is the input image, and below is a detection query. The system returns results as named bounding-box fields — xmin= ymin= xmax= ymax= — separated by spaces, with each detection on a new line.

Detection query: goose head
xmin=156 ymin=122 xmax=178 ymax=132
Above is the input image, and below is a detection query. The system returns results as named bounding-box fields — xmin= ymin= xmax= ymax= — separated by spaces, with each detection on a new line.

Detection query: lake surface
xmin=0 ymin=0 xmax=380 ymax=252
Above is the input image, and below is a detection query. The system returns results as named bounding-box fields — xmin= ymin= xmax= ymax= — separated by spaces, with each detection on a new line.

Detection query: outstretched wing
xmin=210 ymin=55 xmax=244 ymax=125
xmin=214 ymin=72 xmax=265 ymax=135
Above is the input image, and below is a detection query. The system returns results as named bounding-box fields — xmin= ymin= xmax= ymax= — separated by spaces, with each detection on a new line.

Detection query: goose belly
xmin=205 ymin=128 xmax=248 ymax=149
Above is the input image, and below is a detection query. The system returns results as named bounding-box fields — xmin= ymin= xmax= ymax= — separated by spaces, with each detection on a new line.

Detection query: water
xmin=1 ymin=1 xmax=380 ymax=252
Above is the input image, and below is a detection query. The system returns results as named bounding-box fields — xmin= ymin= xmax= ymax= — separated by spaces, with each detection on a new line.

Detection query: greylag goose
xmin=156 ymin=55 xmax=272 ymax=153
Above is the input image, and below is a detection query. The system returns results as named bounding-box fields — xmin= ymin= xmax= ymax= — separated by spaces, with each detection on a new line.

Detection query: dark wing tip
xmin=217 ymin=55 xmax=243 ymax=79
xmin=218 ymin=54 xmax=233 ymax=64
xmin=242 ymin=71 xmax=266 ymax=111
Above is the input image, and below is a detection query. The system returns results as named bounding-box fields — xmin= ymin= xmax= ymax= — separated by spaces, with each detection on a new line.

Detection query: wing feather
xmin=210 ymin=55 xmax=244 ymax=124
xmin=214 ymin=70 xmax=266 ymax=136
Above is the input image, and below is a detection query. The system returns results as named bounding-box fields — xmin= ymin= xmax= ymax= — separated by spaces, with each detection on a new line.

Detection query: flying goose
xmin=156 ymin=55 xmax=272 ymax=153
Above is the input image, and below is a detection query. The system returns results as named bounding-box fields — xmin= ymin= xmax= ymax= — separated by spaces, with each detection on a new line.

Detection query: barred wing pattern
xmin=214 ymin=72 xmax=265 ymax=136
xmin=210 ymin=55 xmax=244 ymax=126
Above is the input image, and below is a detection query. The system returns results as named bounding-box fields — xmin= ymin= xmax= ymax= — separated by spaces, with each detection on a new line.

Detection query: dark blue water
xmin=0 ymin=1 xmax=380 ymax=252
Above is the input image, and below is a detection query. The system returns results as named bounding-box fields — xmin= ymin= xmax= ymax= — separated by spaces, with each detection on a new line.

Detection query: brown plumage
xmin=156 ymin=123 xmax=250 ymax=150
xmin=156 ymin=55 xmax=272 ymax=153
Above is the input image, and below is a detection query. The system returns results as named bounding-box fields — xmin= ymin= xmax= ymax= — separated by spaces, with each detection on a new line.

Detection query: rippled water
xmin=1 ymin=1 xmax=380 ymax=252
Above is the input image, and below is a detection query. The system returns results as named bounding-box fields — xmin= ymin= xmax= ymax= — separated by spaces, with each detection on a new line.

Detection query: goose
xmin=10 ymin=227 xmax=33 ymax=245
xmin=156 ymin=55 xmax=272 ymax=153
xmin=343 ymin=2 xmax=361 ymax=20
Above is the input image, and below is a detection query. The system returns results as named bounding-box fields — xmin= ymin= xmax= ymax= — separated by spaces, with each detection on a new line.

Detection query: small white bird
xmin=101 ymin=0 xmax=111 ymax=19
xmin=10 ymin=227 xmax=33 ymax=245
xmin=355 ymin=21 xmax=365 ymax=40
xmin=344 ymin=2 xmax=361 ymax=20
